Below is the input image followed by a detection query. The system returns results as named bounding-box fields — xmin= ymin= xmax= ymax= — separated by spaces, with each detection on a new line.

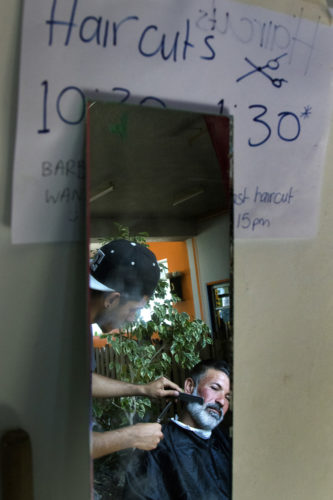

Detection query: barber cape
xmin=122 ymin=420 xmax=232 ymax=500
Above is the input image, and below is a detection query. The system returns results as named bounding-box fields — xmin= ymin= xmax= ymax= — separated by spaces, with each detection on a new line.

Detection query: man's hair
xmin=189 ymin=359 xmax=231 ymax=386
xmin=90 ymin=289 xmax=110 ymax=301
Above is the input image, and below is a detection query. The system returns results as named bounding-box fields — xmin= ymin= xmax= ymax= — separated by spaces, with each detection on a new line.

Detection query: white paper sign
xmin=11 ymin=0 xmax=333 ymax=243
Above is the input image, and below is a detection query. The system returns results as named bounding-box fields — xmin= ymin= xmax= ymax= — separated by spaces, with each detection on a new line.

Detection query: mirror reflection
xmin=87 ymin=101 xmax=233 ymax=499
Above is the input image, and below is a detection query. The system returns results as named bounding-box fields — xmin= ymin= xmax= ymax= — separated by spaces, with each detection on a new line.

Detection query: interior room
xmin=87 ymin=101 xmax=233 ymax=497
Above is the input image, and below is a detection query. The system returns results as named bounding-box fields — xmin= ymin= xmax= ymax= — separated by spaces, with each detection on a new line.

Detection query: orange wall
xmin=148 ymin=241 xmax=195 ymax=320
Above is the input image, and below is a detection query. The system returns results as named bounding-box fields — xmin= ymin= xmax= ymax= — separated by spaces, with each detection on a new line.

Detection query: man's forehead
xmin=200 ymin=368 xmax=230 ymax=387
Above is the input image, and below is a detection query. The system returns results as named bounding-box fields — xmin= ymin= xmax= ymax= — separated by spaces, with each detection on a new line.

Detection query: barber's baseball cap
xmin=90 ymin=239 xmax=160 ymax=298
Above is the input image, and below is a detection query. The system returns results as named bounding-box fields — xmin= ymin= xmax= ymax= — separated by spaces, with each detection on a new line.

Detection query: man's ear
xmin=104 ymin=292 xmax=120 ymax=310
xmin=184 ymin=378 xmax=195 ymax=395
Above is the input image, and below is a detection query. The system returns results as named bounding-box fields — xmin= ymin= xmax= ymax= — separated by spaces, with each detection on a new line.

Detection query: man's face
xmin=98 ymin=295 xmax=148 ymax=332
xmin=185 ymin=368 xmax=231 ymax=431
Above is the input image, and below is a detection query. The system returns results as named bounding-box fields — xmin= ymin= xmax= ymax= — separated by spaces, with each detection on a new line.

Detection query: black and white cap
xmin=90 ymin=239 xmax=160 ymax=299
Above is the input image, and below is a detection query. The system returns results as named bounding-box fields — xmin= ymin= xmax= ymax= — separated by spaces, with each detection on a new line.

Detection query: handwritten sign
xmin=11 ymin=0 xmax=333 ymax=242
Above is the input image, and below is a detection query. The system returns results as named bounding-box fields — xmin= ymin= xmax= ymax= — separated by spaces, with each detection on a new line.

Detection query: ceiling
xmin=88 ymin=101 xmax=231 ymax=240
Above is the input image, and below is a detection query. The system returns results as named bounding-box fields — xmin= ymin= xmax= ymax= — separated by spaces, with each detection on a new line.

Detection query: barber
xmin=90 ymin=239 xmax=181 ymax=459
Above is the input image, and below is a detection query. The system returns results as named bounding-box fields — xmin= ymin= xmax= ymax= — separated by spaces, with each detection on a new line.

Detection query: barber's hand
xmin=131 ymin=423 xmax=164 ymax=450
xmin=143 ymin=377 xmax=181 ymax=399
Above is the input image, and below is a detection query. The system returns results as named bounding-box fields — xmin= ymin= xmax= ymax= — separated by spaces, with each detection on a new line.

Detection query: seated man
xmin=123 ymin=359 xmax=232 ymax=500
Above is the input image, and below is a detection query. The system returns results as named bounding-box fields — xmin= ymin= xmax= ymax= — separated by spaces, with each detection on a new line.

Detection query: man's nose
xmin=216 ymin=393 xmax=225 ymax=407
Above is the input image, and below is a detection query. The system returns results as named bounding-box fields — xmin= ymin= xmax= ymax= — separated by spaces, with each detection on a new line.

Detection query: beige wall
xmin=233 ymin=122 xmax=333 ymax=499
xmin=0 ymin=2 xmax=91 ymax=499
xmin=0 ymin=2 xmax=332 ymax=499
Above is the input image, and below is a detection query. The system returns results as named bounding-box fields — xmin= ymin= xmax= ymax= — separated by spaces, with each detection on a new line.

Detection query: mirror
xmin=86 ymin=101 xmax=233 ymax=498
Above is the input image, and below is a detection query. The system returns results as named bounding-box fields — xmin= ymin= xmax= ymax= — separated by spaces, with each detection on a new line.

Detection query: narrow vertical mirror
xmin=86 ymin=101 xmax=233 ymax=499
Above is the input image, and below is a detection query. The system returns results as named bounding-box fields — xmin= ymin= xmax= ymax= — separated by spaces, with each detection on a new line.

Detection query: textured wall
xmin=0 ymin=2 xmax=91 ymax=498
xmin=233 ymin=116 xmax=333 ymax=499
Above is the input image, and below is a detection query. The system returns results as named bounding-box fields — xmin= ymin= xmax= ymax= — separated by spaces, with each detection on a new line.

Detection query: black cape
xmin=123 ymin=421 xmax=232 ymax=500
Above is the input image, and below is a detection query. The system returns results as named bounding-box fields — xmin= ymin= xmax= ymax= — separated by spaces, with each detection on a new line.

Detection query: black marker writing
xmin=253 ymin=186 xmax=294 ymax=204
xmin=236 ymin=53 xmax=288 ymax=88
xmin=236 ymin=212 xmax=271 ymax=231
xmin=46 ymin=0 xmax=139 ymax=47
xmin=45 ymin=187 xmax=84 ymax=203
xmin=248 ymin=105 xmax=301 ymax=147
xmin=41 ymin=159 xmax=85 ymax=178
xmin=300 ymin=105 xmax=312 ymax=119
xmin=234 ymin=186 xmax=295 ymax=206
xmin=233 ymin=187 xmax=250 ymax=206
xmin=38 ymin=80 xmax=171 ymax=134
xmin=38 ymin=81 xmax=86 ymax=134
xmin=196 ymin=1 xmax=320 ymax=75
xmin=138 ymin=19 xmax=195 ymax=62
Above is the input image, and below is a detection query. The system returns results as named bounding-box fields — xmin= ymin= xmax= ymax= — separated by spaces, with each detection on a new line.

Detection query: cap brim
xmin=89 ymin=274 xmax=115 ymax=292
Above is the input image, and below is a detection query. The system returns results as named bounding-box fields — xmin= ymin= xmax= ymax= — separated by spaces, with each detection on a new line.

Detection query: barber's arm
xmin=92 ymin=423 xmax=163 ymax=459
xmin=92 ymin=373 xmax=181 ymax=399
